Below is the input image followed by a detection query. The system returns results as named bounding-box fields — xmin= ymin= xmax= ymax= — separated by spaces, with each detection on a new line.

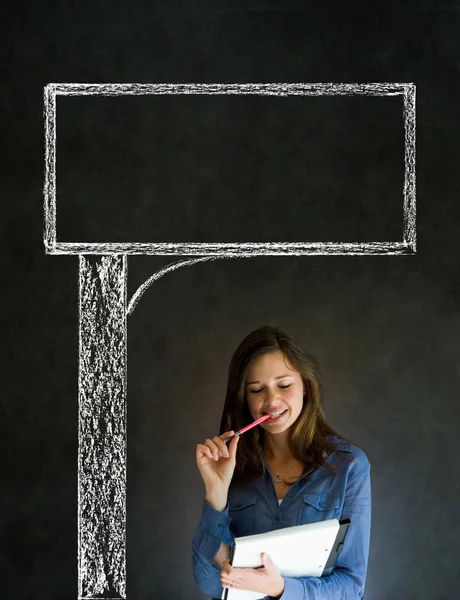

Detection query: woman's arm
xmin=192 ymin=433 xmax=240 ymax=597
xmin=213 ymin=541 xmax=231 ymax=570
xmin=192 ymin=499 xmax=234 ymax=597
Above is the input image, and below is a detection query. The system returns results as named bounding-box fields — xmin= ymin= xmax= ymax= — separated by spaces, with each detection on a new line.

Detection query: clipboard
xmin=221 ymin=518 xmax=350 ymax=600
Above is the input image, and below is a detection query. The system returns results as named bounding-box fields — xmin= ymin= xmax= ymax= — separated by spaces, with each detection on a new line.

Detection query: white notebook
xmin=221 ymin=518 xmax=350 ymax=600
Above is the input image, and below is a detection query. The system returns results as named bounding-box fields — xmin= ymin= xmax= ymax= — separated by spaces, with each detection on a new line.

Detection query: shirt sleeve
xmin=192 ymin=499 xmax=234 ymax=598
xmin=277 ymin=462 xmax=371 ymax=600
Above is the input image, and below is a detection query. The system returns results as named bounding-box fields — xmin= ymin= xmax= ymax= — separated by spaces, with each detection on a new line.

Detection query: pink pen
xmin=224 ymin=414 xmax=271 ymax=443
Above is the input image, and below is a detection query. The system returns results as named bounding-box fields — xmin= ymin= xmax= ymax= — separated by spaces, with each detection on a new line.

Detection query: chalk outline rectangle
xmin=43 ymin=82 xmax=416 ymax=256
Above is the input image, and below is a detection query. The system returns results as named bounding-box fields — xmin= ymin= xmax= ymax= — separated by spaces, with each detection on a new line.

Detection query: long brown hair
xmin=219 ymin=325 xmax=351 ymax=483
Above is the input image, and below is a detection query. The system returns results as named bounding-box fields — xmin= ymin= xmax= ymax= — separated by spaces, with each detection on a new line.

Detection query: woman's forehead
xmin=246 ymin=350 xmax=298 ymax=380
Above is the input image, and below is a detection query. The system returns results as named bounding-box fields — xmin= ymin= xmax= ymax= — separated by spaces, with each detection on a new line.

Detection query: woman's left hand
xmin=221 ymin=553 xmax=285 ymax=598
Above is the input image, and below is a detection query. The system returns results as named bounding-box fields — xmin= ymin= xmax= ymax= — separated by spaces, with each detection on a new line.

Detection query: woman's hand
xmin=220 ymin=553 xmax=285 ymax=598
xmin=196 ymin=432 xmax=239 ymax=511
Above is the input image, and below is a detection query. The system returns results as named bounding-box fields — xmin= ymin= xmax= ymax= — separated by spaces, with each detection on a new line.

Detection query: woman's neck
xmin=264 ymin=431 xmax=293 ymax=462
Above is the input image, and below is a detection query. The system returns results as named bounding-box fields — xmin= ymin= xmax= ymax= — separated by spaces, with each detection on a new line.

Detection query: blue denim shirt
xmin=192 ymin=438 xmax=371 ymax=599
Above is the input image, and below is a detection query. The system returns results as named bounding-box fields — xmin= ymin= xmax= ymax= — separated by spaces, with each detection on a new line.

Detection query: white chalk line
xmin=128 ymin=255 xmax=240 ymax=315
xmin=43 ymin=85 xmax=57 ymax=250
xmin=45 ymin=82 xmax=413 ymax=97
xmin=48 ymin=241 xmax=415 ymax=256
xmin=403 ymin=85 xmax=416 ymax=250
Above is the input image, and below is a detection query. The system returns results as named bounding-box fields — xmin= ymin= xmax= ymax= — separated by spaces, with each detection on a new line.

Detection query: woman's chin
xmin=262 ymin=420 xmax=293 ymax=435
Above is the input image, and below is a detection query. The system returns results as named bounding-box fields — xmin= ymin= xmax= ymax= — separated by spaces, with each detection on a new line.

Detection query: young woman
xmin=193 ymin=326 xmax=371 ymax=599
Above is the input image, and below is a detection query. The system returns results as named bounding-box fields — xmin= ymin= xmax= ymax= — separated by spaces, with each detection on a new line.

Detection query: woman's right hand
xmin=196 ymin=431 xmax=240 ymax=511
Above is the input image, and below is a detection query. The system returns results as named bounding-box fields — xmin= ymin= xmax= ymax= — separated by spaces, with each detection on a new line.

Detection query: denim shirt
xmin=192 ymin=438 xmax=371 ymax=599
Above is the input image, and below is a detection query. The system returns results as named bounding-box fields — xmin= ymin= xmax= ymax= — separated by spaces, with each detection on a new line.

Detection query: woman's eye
xmin=279 ymin=384 xmax=291 ymax=389
xmin=251 ymin=388 xmax=263 ymax=394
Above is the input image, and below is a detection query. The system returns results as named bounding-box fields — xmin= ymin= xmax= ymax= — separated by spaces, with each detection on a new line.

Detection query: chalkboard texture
xmin=2 ymin=2 xmax=460 ymax=600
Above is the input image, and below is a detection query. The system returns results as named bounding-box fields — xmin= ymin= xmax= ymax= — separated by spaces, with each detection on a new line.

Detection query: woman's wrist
xmin=205 ymin=491 xmax=228 ymax=512
xmin=268 ymin=577 xmax=285 ymax=598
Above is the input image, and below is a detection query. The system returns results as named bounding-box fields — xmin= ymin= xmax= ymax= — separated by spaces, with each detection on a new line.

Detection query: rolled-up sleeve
xmin=279 ymin=462 xmax=371 ymax=600
xmin=192 ymin=499 xmax=234 ymax=598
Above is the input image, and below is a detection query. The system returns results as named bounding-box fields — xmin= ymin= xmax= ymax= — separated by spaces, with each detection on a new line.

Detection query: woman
xmin=193 ymin=326 xmax=371 ymax=599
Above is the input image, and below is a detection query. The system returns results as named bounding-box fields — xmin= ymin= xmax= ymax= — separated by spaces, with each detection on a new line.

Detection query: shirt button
xmin=319 ymin=501 xmax=324 ymax=507
xmin=218 ymin=524 xmax=224 ymax=529
xmin=287 ymin=492 xmax=291 ymax=497
xmin=276 ymin=516 xmax=280 ymax=521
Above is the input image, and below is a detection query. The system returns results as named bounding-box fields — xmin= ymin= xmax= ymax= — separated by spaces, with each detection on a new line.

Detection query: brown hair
xmin=219 ymin=325 xmax=353 ymax=483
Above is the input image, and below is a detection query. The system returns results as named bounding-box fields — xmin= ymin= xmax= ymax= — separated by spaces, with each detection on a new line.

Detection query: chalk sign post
xmin=43 ymin=82 xmax=416 ymax=599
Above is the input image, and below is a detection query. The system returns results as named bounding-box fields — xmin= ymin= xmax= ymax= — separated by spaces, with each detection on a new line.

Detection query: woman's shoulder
xmin=326 ymin=434 xmax=371 ymax=475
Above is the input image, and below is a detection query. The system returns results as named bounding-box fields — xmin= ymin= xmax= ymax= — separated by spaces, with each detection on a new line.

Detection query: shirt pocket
xmin=297 ymin=492 xmax=341 ymax=525
xmin=228 ymin=491 xmax=258 ymax=537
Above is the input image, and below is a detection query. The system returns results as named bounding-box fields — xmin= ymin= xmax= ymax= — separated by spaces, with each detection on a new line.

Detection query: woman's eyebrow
xmin=246 ymin=374 xmax=293 ymax=385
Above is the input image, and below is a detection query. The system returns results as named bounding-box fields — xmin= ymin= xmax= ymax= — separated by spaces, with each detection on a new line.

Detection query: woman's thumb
xmin=262 ymin=552 xmax=273 ymax=566
xmin=229 ymin=434 xmax=240 ymax=459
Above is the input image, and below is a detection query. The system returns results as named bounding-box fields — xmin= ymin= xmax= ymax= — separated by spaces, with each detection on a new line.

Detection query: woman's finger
xmin=228 ymin=434 xmax=239 ymax=460
xmin=213 ymin=436 xmax=230 ymax=459
xmin=221 ymin=559 xmax=233 ymax=575
xmin=197 ymin=431 xmax=238 ymax=463
xmin=196 ymin=444 xmax=213 ymax=461
xmin=204 ymin=438 xmax=221 ymax=460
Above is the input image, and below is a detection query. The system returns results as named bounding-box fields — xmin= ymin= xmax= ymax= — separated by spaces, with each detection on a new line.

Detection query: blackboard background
xmin=2 ymin=2 xmax=460 ymax=599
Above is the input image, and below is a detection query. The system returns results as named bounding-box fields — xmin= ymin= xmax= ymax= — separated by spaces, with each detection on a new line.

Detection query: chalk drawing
xmin=43 ymin=82 xmax=416 ymax=599
xmin=44 ymin=82 xmax=416 ymax=256
xmin=78 ymin=255 xmax=127 ymax=599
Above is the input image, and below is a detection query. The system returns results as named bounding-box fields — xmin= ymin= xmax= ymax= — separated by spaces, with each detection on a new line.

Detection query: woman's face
xmin=245 ymin=350 xmax=304 ymax=435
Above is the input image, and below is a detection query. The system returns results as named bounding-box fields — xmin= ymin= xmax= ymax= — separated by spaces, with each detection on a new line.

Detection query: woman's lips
xmin=264 ymin=409 xmax=288 ymax=424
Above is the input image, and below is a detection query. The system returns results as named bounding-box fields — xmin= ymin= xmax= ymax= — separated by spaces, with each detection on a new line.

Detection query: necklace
xmin=269 ymin=459 xmax=298 ymax=483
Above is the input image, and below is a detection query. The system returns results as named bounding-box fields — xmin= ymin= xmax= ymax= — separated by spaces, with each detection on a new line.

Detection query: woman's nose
xmin=264 ymin=387 xmax=281 ymax=405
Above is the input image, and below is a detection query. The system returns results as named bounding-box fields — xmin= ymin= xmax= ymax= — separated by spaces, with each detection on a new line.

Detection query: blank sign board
xmin=44 ymin=83 xmax=416 ymax=257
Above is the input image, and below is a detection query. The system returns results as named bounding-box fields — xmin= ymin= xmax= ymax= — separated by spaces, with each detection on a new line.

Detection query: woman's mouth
xmin=263 ymin=409 xmax=288 ymax=423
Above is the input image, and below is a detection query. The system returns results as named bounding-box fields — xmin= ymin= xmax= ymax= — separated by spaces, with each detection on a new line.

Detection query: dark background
xmin=2 ymin=2 xmax=460 ymax=599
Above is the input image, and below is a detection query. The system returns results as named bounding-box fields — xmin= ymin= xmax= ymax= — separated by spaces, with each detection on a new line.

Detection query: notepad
xmin=221 ymin=518 xmax=350 ymax=600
